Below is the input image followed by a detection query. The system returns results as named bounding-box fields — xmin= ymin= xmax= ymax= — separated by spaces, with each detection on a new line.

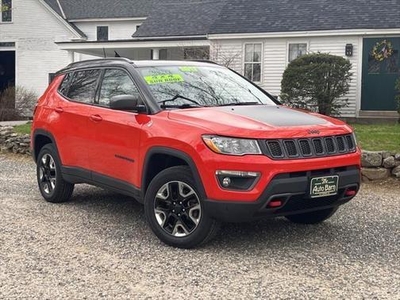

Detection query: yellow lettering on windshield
xmin=179 ymin=66 xmax=198 ymax=72
xmin=144 ymin=74 xmax=184 ymax=85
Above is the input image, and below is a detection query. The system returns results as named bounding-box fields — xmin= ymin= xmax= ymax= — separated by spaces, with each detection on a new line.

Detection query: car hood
xmin=167 ymin=105 xmax=352 ymax=138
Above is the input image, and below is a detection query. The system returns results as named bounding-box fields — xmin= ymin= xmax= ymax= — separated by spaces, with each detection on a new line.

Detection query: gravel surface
xmin=0 ymin=153 xmax=399 ymax=299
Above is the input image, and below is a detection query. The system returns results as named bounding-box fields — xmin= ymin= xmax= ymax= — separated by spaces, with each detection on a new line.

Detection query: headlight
xmin=351 ymin=132 xmax=358 ymax=146
xmin=202 ymin=135 xmax=262 ymax=155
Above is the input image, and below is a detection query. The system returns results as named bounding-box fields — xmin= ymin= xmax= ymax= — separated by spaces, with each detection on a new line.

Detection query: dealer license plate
xmin=310 ymin=175 xmax=339 ymax=198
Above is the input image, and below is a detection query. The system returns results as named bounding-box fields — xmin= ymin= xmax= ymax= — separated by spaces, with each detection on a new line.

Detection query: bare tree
xmin=174 ymin=41 xmax=241 ymax=67
xmin=209 ymin=42 xmax=241 ymax=67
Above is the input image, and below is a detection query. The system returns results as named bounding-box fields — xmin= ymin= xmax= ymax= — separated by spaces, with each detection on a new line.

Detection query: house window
xmin=288 ymin=43 xmax=307 ymax=62
xmin=97 ymin=26 xmax=109 ymax=41
xmin=1 ymin=0 xmax=12 ymax=22
xmin=244 ymin=43 xmax=262 ymax=82
xmin=184 ymin=48 xmax=209 ymax=60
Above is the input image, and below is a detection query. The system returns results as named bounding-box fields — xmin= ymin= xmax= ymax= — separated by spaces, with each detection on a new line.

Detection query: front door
xmin=88 ymin=68 xmax=144 ymax=187
xmin=361 ymin=37 xmax=400 ymax=111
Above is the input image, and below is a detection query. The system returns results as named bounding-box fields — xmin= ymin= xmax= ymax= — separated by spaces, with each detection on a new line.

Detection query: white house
xmin=1 ymin=0 xmax=399 ymax=120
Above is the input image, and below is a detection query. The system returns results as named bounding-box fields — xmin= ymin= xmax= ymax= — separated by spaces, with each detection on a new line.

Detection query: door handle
xmin=90 ymin=114 xmax=103 ymax=122
xmin=54 ymin=107 xmax=63 ymax=113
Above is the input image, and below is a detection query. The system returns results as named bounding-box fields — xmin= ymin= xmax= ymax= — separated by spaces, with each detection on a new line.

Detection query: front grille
xmin=325 ymin=137 xmax=335 ymax=153
xmin=299 ymin=139 xmax=312 ymax=156
xmin=266 ymin=141 xmax=283 ymax=157
xmin=337 ymin=136 xmax=346 ymax=152
xmin=313 ymin=139 xmax=324 ymax=155
xmin=264 ymin=134 xmax=356 ymax=160
xmin=284 ymin=140 xmax=298 ymax=157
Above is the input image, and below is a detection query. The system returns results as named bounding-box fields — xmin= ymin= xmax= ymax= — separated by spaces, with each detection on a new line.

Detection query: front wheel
xmin=285 ymin=207 xmax=338 ymax=224
xmin=144 ymin=166 xmax=219 ymax=248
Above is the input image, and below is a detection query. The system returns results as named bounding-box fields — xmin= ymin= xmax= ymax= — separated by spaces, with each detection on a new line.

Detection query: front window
xmin=288 ymin=43 xmax=307 ymax=62
xmin=138 ymin=65 xmax=276 ymax=109
xmin=1 ymin=0 xmax=12 ymax=23
xmin=244 ymin=43 xmax=262 ymax=82
xmin=98 ymin=69 xmax=140 ymax=107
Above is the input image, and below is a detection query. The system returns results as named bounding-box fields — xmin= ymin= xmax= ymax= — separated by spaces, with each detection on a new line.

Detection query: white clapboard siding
xmin=211 ymin=40 xmax=243 ymax=72
xmin=309 ymin=36 xmax=360 ymax=117
xmin=0 ymin=0 xmax=78 ymax=96
xmin=212 ymin=36 xmax=360 ymax=117
xmin=74 ymin=20 xmax=142 ymax=41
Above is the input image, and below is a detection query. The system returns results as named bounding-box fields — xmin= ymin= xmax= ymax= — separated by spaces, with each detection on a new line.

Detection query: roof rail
xmin=189 ymin=59 xmax=220 ymax=65
xmin=66 ymin=57 xmax=133 ymax=68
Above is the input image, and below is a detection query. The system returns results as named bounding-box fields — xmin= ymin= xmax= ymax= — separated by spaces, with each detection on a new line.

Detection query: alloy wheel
xmin=39 ymin=153 xmax=57 ymax=195
xmin=154 ymin=181 xmax=201 ymax=237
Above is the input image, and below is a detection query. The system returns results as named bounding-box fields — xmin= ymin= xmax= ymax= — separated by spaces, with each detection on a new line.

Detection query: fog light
xmin=216 ymin=170 xmax=260 ymax=190
xmin=222 ymin=177 xmax=231 ymax=187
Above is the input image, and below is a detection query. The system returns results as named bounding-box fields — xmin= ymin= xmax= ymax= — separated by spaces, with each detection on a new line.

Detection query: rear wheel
xmin=36 ymin=144 xmax=74 ymax=203
xmin=144 ymin=166 xmax=219 ymax=248
xmin=285 ymin=207 xmax=338 ymax=224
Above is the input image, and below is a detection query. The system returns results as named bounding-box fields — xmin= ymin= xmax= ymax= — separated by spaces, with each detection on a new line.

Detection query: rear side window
xmin=66 ymin=69 xmax=101 ymax=104
xmin=58 ymin=73 xmax=72 ymax=96
xmin=98 ymin=69 xmax=141 ymax=107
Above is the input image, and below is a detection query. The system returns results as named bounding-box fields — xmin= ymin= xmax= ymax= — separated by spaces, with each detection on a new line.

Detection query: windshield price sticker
xmin=310 ymin=175 xmax=339 ymax=198
xmin=179 ymin=66 xmax=198 ymax=72
xmin=144 ymin=74 xmax=184 ymax=85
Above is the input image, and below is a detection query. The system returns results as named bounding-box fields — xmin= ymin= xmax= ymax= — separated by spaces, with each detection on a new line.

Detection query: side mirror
xmin=109 ymin=95 xmax=145 ymax=112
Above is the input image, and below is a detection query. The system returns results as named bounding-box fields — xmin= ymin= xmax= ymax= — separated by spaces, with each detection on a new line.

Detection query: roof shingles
xmin=133 ymin=1 xmax=227 ymax=38
xmin=43 ymin=0 xmax=400 ymax=38
xmin=209 ymin=0 xmax=400 ymax=34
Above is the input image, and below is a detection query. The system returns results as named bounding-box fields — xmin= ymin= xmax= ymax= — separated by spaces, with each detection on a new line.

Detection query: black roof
xmin=210 ymin=0 xmax=400 ymax=34
xmin=57 ymin=0 xmax=153 ymax=19
xmin=132 ymin=1 xmax=226 ymax=38
xmin=45 ymin=0 xmax=217 ymax=20
xmin=44 ymin=0 xmax=63 ymax=16
xmin=44 ymin=0 xmax=400 ymax=37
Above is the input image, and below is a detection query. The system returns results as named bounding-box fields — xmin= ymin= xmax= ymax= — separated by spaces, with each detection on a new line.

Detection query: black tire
xmin=36 ymin=144 xmax=74 ymax=203
xmin=144 ymin=166 xmax=219 ymax=248
xmin=285 ymin=207 xmax=338 ymax=224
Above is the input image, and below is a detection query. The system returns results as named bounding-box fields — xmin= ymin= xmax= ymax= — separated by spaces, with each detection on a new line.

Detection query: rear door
xmin=87 ymin=68 xmax=145 ymax=188
xmin=55 ymin=69 xmax=101 ymax=170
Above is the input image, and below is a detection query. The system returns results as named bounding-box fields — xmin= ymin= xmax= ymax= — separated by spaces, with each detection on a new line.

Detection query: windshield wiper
xmin=158 ymin=94 xmax=202 ymax=107
xmin=217 ymin=102 xmax=261 ymax=107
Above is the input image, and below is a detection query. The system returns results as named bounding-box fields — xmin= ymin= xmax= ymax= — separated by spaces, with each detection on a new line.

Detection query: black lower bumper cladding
xmin=204 ymin=166 xmax=360 ymax=222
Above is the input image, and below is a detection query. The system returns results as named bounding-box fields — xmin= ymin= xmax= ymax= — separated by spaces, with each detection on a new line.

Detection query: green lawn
xmin=13 ymin=123 xmax=31 ymax=135
xmin=13 ymin=122 xmax=400 ymax=152
xmin=350 ymin=123 xmax=400 ymax=152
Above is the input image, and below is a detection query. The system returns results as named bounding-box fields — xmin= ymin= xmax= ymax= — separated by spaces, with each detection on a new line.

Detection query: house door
xmin=0 ymin=50 xmax=15 ymax=92
xmin=361 ymin=37 xmax=400 ymax=111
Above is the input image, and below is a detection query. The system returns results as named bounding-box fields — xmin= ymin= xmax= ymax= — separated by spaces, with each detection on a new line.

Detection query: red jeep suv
xmin=31 ymin=58 xmax=361 ymax=248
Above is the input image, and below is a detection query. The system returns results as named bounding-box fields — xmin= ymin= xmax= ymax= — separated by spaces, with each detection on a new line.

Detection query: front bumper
xmin=203 ymin=166 xmax=360 ymax=222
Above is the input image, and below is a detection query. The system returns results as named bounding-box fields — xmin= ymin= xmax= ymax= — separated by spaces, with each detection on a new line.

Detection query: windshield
xmin=137 ymin=65 xmax=277 ymax=109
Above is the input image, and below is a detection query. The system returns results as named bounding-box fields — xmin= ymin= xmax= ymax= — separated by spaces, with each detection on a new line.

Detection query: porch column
xmin=68 ymin=50 xmax=75 ymax=63
xmin=152 ymin=48 xmax=160 ymax=60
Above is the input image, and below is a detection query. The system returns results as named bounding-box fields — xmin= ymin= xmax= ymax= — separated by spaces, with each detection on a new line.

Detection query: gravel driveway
xmin=0 ymin=153 xmax=399 ymax=299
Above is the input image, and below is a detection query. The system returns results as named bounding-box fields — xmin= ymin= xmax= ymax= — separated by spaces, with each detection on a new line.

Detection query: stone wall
xmin=361 ymin=151 xmax=400 ymax=181
xmin=1 ymin=125 xmax=400 ymax=181
xmin=0 ymin=126 xmax=31 ymax=155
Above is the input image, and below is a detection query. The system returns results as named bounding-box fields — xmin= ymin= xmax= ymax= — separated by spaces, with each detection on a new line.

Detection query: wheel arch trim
xmin=142 ymin=147 xmax=206 ymax=199
xmin=32 ymin=129 xmax=59 ymax=162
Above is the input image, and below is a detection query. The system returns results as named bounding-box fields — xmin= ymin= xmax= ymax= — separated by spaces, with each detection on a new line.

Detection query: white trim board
xmin=208 ymin=29 xmax=400 ymax=40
